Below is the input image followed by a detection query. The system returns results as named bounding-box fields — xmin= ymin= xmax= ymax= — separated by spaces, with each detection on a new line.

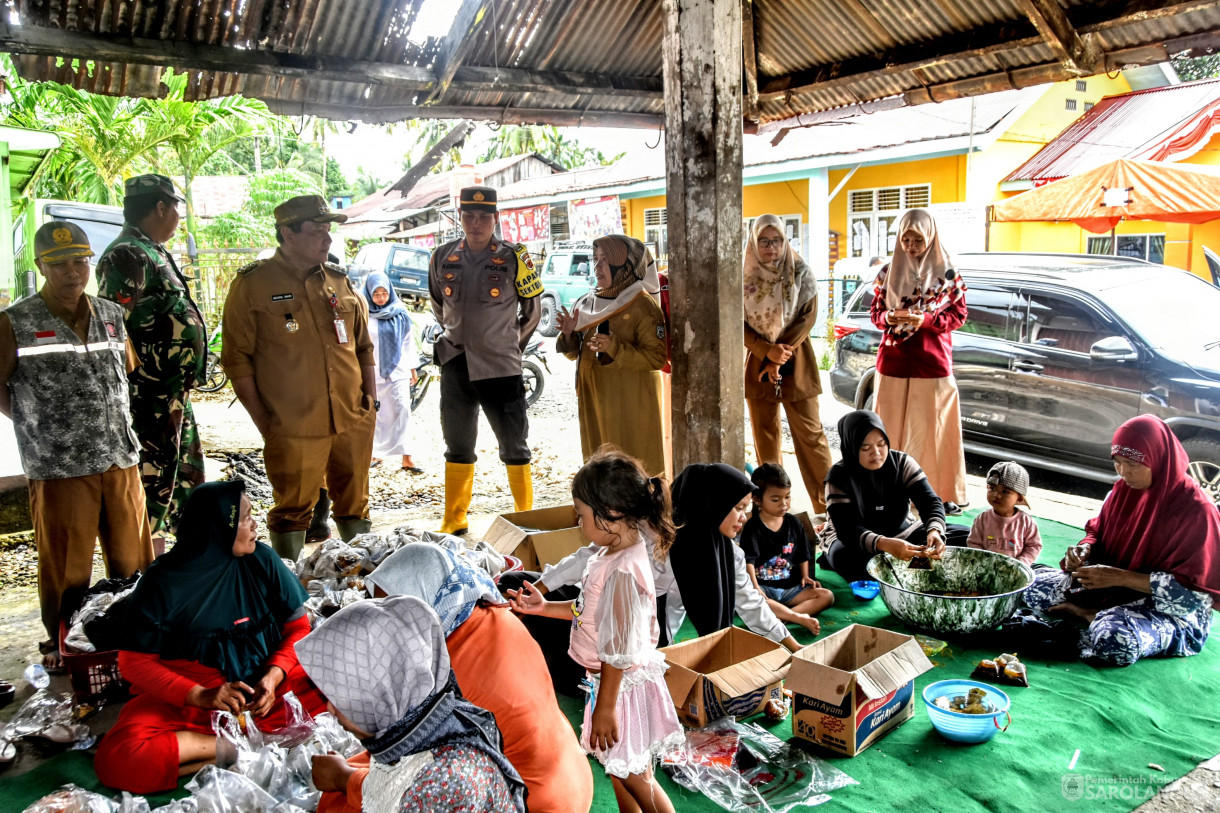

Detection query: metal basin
xmin=865 ymin=547 xmax=1035 ymax=636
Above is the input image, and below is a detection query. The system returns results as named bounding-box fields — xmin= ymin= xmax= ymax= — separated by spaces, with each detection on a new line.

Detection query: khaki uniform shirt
xmin=429 ymin=237 xmax=541 ymax=381
xmin=221 ymin=250 xmax=374 ymax=438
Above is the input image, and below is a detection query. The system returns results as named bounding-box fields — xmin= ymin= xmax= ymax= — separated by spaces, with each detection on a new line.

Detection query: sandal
xmin=401 ymin=466 xmax=425 ymax=475
xmin=38 ymin=641 xmax=65 ymax=674
xmin=0 ymin=738 xmax=14 ymax=766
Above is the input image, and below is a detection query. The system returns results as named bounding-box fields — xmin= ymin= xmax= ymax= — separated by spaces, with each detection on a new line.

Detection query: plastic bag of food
xmin=185 ymin=765 xmax=281 ymax=813
xmin=665 ymin=718 xmax=857 ymax=813
xmin=63 ymin=587 xmax=136 ymax=654
xmin=4 ymin=689 xmax=94 ymax=748
xmin=117 ymin=793 xmax=150 ymax=813
xmin=149 ymin=799 xmax=199 ymax=813
xmin=22 ymin=785 xmax=118 ymax=813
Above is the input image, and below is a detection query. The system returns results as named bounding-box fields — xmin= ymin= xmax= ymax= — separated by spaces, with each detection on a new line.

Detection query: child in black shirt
xmin=742 ymin=464 xmax=834 ymax=635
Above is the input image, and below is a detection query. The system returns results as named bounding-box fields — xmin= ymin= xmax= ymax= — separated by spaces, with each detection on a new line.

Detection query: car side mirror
xmin=1090 ymin=335 xmax=1138 ymax=362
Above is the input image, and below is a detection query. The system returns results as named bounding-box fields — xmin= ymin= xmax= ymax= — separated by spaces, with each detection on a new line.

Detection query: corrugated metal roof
xmin=4 ymin=0 xmax=1219 ymax=127
xmin=1004 ymin=79 xmax=1220 ymax=183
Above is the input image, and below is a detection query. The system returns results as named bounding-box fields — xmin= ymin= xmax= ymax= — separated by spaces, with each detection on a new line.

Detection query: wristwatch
xmin=373 ymin=399 xmax=381 ymax=412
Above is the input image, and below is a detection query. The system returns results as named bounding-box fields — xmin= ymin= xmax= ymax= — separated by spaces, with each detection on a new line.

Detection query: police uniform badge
xmin=513 ymin=244 xmax=543 ymax=299
xmin=52 ymin=227 xmax=73 ymax=246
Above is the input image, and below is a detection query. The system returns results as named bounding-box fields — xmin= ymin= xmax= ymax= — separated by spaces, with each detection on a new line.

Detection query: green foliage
xmin=198 ymin=168 xmax=320 ymax=249
xmin=480 ymin=125 xmax=622 ymax=170
xmin=1172 ymin=55 xmax=1220 ymax=82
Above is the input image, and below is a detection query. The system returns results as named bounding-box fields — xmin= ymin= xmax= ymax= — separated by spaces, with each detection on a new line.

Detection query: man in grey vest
xmin=0 ymin=222 xmax=153 ymax=669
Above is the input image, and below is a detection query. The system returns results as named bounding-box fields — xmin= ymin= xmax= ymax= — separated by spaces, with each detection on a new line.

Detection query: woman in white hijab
xmin=555 ymin=235 xmax=670 ymax=477
xmin=869 ymin=208 xmax=969 ymax=512
xmin=296 ymin=596 xmax=526 ymax=813
xmin=743 ymin=214 xmax=834 ymax=516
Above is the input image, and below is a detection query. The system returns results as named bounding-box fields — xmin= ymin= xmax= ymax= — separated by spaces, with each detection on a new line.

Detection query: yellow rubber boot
xmin=440 ymin=462 xmax=476 ymax=535
xmin=506 ymin=463 xmax=533 ymax=512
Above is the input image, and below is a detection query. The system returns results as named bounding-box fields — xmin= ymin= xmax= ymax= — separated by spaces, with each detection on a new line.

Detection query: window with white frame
xmin=744 ymin=214 xmax=803 ymax=256
xmin=1085 ymin=234 xmax=1165 ymax=264
xmin=846 ymin=184 xmax=931 ymax=259
xmin=644 ymin=207 xmax=668 ymax=262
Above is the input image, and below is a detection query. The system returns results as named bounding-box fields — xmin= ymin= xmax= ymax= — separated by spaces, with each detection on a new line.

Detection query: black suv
xmin=829 ymin=253 xmax=1220 ymax=501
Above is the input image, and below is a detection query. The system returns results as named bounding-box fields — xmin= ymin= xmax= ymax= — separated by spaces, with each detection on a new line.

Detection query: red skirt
xmin=94 ymin=661 xmax=327 ymax=794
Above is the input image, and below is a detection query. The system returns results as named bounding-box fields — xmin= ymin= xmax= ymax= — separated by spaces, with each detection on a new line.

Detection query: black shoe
xmin=307 ymin=488 xmax=332 ymax=544
xmin=944 ymin=501 xmax=964 ymax=516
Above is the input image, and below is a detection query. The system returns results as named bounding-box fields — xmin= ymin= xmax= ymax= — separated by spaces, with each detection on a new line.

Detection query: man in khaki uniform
xmin=0 ymin=222 xmax=153 ymax=668
xmin=222 ymin=196 xmax=377 ymax=559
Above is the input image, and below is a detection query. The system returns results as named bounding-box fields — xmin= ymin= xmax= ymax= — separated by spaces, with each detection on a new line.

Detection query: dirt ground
xmin=0 ymin=348 xmax=1215 ymax=811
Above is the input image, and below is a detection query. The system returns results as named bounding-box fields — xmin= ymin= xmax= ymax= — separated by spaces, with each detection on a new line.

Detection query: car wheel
xmin=538 ymin=296 xmax=559 ymax=338
xmin=1181 ymin=437 xmax=1220 ymax=505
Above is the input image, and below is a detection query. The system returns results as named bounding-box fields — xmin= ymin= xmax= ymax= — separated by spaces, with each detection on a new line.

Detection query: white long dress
xmin=372 ymin=323 xmax=417 ymax=458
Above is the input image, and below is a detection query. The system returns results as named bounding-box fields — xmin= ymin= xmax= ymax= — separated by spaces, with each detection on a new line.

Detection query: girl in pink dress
xmin=508 ymin=450 xmax=684 ymax=813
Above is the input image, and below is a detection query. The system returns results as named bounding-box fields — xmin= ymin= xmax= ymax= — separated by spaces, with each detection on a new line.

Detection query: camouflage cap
xmin=35 ymin=221 xmax=94 ymax=264
xmin=274 ymin=195 xmax=349 ymax=227
xmin=125 ymin=173 xmax=183 ymax=202
xmin=459 ymin=186 xmax=497 ymax=212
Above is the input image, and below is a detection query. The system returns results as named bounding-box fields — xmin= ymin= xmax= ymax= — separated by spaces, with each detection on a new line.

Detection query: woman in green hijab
xmin=94 ymin=481 xmax=327 ymax=794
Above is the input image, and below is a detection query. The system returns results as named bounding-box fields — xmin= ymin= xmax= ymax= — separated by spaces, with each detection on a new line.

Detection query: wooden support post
xmin=1015 ymin=0 xmax=1099 ymax=74
xmin=662 ymin=0 xmax=745 ymax=473
xmin=742 ymin=0 xmax=760 ymax=123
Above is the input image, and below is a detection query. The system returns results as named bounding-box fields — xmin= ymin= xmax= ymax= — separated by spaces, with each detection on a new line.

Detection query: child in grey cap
xmin=966 ymin=461 xmax=1042 ymax=565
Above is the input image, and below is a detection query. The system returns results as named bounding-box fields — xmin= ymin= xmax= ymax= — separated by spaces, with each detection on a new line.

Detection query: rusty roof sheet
xmin=1005 ymin=79 xmax=1220 ymax=183
xmin=4 ymin=0 xmax=1220 ymax=127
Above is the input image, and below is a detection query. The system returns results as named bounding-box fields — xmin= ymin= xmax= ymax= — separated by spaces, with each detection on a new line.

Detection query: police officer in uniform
xmin=221 ymin=195 xmax=377 ymax=559
xmin=431 ymin=186 xmax=543 ymax=534
xmin=0 ymin=222 xmax=153 ymax=668
xmin=96 ymin=173 xmax=207 ymax=540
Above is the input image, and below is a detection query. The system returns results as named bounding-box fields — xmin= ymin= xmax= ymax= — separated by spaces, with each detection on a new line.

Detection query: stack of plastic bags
xmin=662 ymin=717 xmax=859 ymax=813
xmin=21 ymin=694 xmax=362 ymax=813
xmin=292 ymin=525 xmax=505 ymax=627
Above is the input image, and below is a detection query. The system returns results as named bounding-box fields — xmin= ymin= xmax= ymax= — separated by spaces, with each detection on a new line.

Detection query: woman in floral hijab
xmin=743 ymin=214 xmax=833 ymax=516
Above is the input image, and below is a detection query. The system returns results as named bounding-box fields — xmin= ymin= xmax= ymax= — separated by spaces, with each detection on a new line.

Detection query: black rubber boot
xmin=307 ymin=488 xmax=332 ymax=544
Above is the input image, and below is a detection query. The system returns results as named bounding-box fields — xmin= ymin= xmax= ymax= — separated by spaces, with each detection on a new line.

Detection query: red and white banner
xmin=499 ymin=205 xmax=551 ymax=243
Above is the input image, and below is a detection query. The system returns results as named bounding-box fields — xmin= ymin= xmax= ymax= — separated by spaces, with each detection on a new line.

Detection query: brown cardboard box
xmin=786 ymin=624 xmax=934 ymax=756
xmin=483 ymin=506 xmax=587 ymax=572
xmin=660 ymin=627 xmax=791 ymax=727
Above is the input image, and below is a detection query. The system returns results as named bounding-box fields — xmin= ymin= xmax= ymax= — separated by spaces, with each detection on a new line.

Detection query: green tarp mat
xmin=3 ymin=514 xmax=1217 ymax=813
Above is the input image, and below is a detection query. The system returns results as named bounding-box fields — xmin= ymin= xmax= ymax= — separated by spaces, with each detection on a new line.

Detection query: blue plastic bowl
xmin=922 ymin=679 xmax=1011 ymax=744
xmin=849 ymin=580 xmax=881 ymax=599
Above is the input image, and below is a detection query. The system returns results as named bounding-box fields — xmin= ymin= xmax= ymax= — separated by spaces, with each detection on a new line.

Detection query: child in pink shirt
xmin=508 ymin=450 xmax=683 ymax=813
xmin=968 ymin=461 xmax=1043 ymax=566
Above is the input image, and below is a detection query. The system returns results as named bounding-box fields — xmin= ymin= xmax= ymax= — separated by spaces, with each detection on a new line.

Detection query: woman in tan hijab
xmin=743 ymin=214 xmax=833 ymax=515
xmin=869 ymin=208 xmax=969 ymax=512
xmin=556 ymin=235 xmax=669 ymax=477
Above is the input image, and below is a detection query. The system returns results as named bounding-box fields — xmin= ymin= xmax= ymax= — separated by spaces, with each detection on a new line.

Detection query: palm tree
xmin=145 ymin=70 xmax=279 ymax=246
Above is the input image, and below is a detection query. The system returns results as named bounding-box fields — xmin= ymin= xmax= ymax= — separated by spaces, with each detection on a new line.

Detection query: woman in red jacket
xmin=869 ymin=209 xmax=969 ymax=513
xmin=94 ymin=481 xmax=326 ymax=793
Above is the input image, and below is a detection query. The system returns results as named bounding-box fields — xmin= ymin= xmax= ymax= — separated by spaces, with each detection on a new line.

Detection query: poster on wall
xmin=499 ymin=205 xmax=551 ymax=243
xmin=409 ymin=235 xmax=436 ymax=250
xmin=569 ymin=196 xmax=623 ymax=241
xmin=925 ymin=203 xmax=987 ymax=254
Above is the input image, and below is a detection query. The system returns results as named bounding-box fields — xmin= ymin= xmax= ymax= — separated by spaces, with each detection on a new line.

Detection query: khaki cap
xmin=35 ymin=221 xmax=94 ymax=264
xmin=274 ymin=195 xmax=349 ymax=227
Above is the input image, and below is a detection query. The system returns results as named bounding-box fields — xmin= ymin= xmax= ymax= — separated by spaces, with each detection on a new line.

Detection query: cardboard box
xmin=660 ymin=626 xmax=791 ymax=727
xmin=786 ymin=624 xmax=933 ymax=756
xmin=483 ymin=506 xmax=587 ymax=572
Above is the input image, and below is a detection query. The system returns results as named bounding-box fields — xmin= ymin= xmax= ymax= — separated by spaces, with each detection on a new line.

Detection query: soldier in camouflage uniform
xmin=96 ymin=174 xmax=208 ymax=538
xmin=0 ymin=222 xmax=153 ymax=667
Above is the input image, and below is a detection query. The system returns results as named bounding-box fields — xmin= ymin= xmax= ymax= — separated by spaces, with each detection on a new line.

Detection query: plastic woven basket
xmin=59 ymin=621 xmax=128 ymax=705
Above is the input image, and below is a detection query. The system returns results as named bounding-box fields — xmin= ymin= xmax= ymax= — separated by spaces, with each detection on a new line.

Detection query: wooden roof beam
xmin=425 ymin=0 xmax=491 ymax=105
xmin=1015 ymin=0 xmax=1099 ymax=74
xmin=742 ymin=0 xmax=760 ymax=122
xmin=262 ymin=99 xmax=665 ymax=129
xmin=0 ymin=19 xmax=659 ymax=100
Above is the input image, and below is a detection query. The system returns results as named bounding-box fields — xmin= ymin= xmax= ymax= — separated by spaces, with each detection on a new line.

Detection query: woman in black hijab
xmin=821 ymin=410 xmax=967 ymax=583
xmin=94 ymin=481 xmax=327 ymax=794
xmin=669 ymin=463 xmax=757 ymax=636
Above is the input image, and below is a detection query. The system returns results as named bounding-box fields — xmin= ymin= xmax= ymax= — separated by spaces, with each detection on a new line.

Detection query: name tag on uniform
xmin=272 ymin=293 xmax=294 ymax=302
xmin=334 ymin=319 xmax=349 ymax=344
